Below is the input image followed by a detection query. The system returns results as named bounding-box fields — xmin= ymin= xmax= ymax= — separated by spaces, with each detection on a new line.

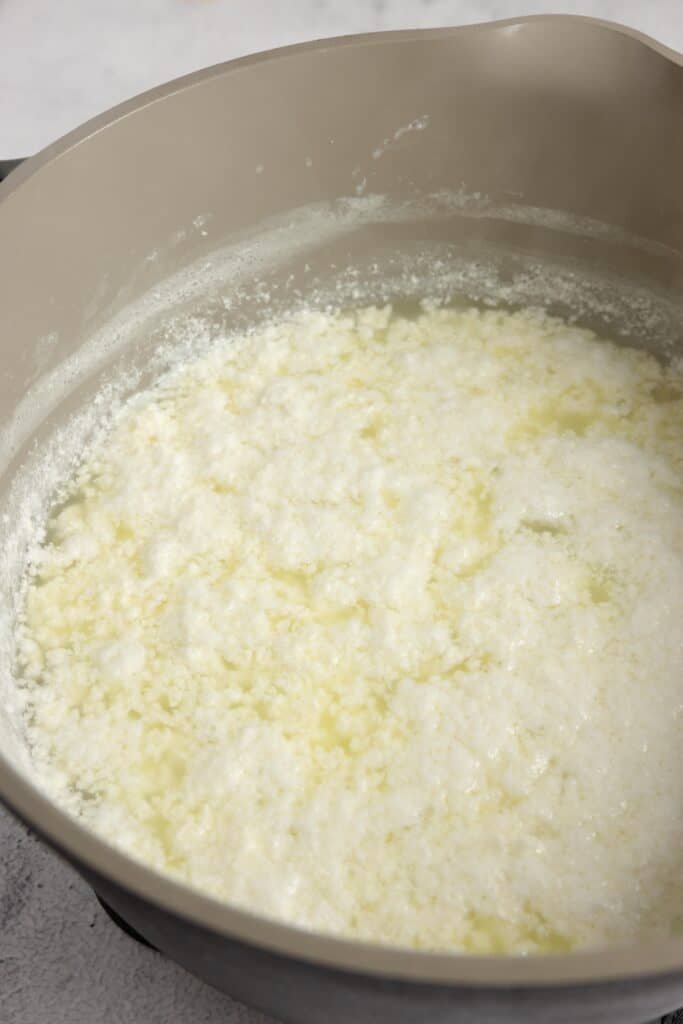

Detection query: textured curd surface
xmin=16 ymin=305 xmax=683 ymax=954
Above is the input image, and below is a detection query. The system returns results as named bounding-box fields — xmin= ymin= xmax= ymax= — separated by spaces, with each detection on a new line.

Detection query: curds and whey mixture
xmin=15 ymin=304 xmax=683 ymax=953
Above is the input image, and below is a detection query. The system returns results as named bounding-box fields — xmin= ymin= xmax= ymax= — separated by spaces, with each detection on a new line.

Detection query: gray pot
xmin=0 ymin=15 xmax=681 ymax=1024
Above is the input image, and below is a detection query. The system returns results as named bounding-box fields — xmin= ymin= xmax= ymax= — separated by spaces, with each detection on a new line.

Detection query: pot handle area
xmin=0 ymin=158 xmax=24 ymax=181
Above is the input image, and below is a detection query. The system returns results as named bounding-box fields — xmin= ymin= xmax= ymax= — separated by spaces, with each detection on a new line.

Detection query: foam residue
xmin=371 ymin=115 xmax=431 ymax=161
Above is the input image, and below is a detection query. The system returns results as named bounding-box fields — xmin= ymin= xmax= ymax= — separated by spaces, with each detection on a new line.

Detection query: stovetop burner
xmin=94 ymin=894 xmax=683 ymax=1023
xmin=96 ymin=896 xmax=157 ymax=950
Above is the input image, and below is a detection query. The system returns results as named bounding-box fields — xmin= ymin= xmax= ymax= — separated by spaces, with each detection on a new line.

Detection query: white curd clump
xmin=16 ymin=304 xmax=683 ymax=953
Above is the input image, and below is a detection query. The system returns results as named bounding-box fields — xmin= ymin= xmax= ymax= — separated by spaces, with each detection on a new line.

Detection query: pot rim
xmin=1 ymin=13 xmax=683 ymax=989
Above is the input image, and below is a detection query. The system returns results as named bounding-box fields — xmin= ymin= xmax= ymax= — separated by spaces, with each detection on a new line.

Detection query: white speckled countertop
xmin=1 ymin=3 xmax=682 ymax=1023
xmin=2 ymin=0 xmax=683 ymax=157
